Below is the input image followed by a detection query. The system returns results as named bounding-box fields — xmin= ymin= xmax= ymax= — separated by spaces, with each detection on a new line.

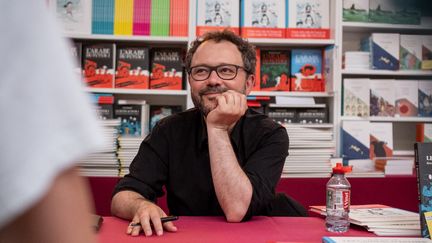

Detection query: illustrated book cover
xmin=415 ymin=142 xmax=432 ymax=238
xmin=370 ymin=122 xmax=393 ymax=159
xmin=418 ymin=81 xmax=432 ymax=117
xmin=114 ymin=99 xmax=149 ymax=137
xmin=370 ymin=79 xmax=395 ymax=117
xmin=115 ymin=47 xmax=150 ymax=89
xmin=196 ymin=0 xmax=240 ymax=36
xmin=290 ymin=48 xmax=324 ymax=92
xmin=400 ymin=35 xmax=422 ymax=70
xmin=260 ymin=50 xmax=290 ymax=91
xmin=341 ymin=120 xmax=370 ymax=160
xmin=150 ymin=48 xmax=183 ymax=90
xmin=343 ymin=78 xmax=370 ymax=117
xmin=83 ymin=44 xmax=115 ymax=88
xmin=394 ymin=80 xmax=418 ymax=117
xmin=149 ymin=105 xmax=182 ymax=131
xmin=286 ymin=0 xmax=330 ymax=39
xmin=371 ymin=33 xmax=400 ymax=70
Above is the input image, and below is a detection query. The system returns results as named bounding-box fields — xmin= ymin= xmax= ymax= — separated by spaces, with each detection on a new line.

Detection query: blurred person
xmin=0 ymin=2 xmax=103 ymax=242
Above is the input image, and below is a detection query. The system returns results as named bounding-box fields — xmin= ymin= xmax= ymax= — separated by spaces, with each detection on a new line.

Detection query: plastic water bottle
xmin=326 ymin=163 xmax=352 ymax=233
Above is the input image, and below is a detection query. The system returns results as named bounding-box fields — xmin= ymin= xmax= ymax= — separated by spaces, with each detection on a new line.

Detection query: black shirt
xmin=113 ymin=108 xmax=289 ymax=220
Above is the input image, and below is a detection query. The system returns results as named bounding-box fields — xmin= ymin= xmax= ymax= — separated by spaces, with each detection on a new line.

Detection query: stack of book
xmin=117 ymin=136 xmax=142 ymax=176
xmin=344 ymin=51 xmax=370 ymax=70
xmin=310 ymin=204 xmax=420 ymax=236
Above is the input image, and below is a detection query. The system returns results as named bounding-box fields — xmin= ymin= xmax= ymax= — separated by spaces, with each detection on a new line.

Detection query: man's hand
xmin=127 ymin=199 xmax=177 ymax=237
xmin=206 ymin=90 xmax=248 ymax=131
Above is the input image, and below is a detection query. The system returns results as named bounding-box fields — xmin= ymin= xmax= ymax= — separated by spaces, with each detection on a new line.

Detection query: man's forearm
xmin=111 ymin=190 xmax=148 ymax=220
xmin=207 ymin=128 xmax=252 ymax=222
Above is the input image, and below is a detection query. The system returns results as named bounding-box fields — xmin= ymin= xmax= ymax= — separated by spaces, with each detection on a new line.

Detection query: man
xmin=111 ymin=30 xmax=289 ymax=237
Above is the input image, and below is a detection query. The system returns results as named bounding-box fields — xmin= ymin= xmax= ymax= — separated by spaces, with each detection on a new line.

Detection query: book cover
xmin=297 ymin=107 xmax=328 ymax=124
xmin=343 ymin=78 xmax=370 ymax=117
xmin=150 ymin=48 xmax=183 ymax=90
xmin=342 ymin=0 xmax=369 ymax=22
xmin=369 ymin=0 xmax=396 ymax=24
xmin=115 ymin=47 xmax=150 ymax=89
xmin=370 ymin=79 xmax=395 ymax=117
xmin=400 ymin=35 xmax=422 ymax=70
xmin=114 ymin=99 xmax=149 ymax=137
xmin=416 ymin=123 xmax=432 ymax=143
xmin=114 ymin=0 xmax=134 ymax=35
xmin=260 ymin=50 xmax=290 ymax=91
xmin=370 ymin=122 xmax=393 ymax=159
xmin=70 ymin=41 xmax=82 ymax=75
xmin=170 ymin=0 xmax=189 ymax=36
xmin=150 ymin=0 xmax=170 ymax=36
xmin=240 ymin=0 xmax=286 ymax=38
xmin=196 ymin=0 xmax=240 ymax=36
xmin=83 ymin=44 xmax=115 ymax=88
xmin=55 ymin=0 xmax=92 ymax=35
xmin=394 ymin=80 xmax=418 ymax=117
xmin=253 ymin=48 xmax=261 ymax=91
xmin=341 ymin=120 xmax=370 ymax=160
xmin=267 ymin=107 xmax=297 ymax=124
xmin=92 ymin=0 xmax=115 ymax=34
xmin=290 ymin=49 xmax=324 ymax=92
xmin=92 ymin=93 xmax=115 ymax=120
xmin=371 ymin=33 xmax=400 ymax=70
xmin=393 ymin=1 xmax=421 ymax=25
xmin=415 ymin=142 xmax=432 ymax=238
xmin=323 ymin=46 xmax=335 ymax=92
xmin=133 ymin=0 xmax=151 ymax=35
xmin=149 ymin=105 xmax=182 ymax=131
xmin=422 ymin=35 xmax=432 ymax=70
xmin=286 ymin=0 xmax=330 ymax=39
xmin=419 ymin=81 xmax=432 ymax=117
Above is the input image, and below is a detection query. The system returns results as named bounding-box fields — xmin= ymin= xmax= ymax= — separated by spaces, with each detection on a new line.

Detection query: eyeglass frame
xmin=187 ymin=64 xmax=251 ymax=81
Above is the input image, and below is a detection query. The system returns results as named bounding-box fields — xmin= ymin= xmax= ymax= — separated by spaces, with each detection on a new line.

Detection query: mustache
xmin=198 ymin=86 xmax=228 ymax=96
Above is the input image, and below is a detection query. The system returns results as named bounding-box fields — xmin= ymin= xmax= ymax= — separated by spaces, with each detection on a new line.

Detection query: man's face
xmin=188 ymin=40 xmax=254 ymax=116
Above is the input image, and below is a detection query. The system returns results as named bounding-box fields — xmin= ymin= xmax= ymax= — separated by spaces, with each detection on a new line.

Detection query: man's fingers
xmin=163 ymin=221 xmax=178 ymax=232
xmin=150 ymin=214 xmax=164 ymax=236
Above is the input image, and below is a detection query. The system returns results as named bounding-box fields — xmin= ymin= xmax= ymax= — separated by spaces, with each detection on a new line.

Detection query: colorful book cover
xmin=196 ymin=0 xmax=239 ymax=36
xmin=83 ymin=44 xmax=115 ymax=88
xmin=240 ymin=0 xmax=285 ymax=38
xmin=343 ymin=78 xmax=370 ymax=117
xmin=70 ymin=41 xmax=82 ymax=75
xmin=150 ymin=0 xmax=170 ymax=36
xmin=170 ymin=0 xmax=189 ymax=36
xmin=286 ymin=0 xmax=330 ymax=39
xmin=422 ymin=35 xmax=432 ymax=70
xmin=150 ymin=48 xmax=183 ymax=90
xmin=341 ymin=120 xmax=370 ymax=160
xmin=419 ymin=80 xmax=432 ymax=117
xmin=253 ymin=48 xmax=261 ymax=91
xmin=393 ymin=1 xmax=421 ymax=25
xmin=290 ymin=48 xmax=324 ymax=92
xmin=260 ymin=50 xmax=290 ymax=91
xmin=370 ymin=79 xmax=395 ymax=117
xmin=114 ymin=99 xmax=149 ymax=137
xmin=369 ymin=0 xmax=396 ymax=24
xmin=114 ymin=0 xmax=134 ymax=35
xmin=371 ymin=33 xmax=400 ymax=70
xmin=92 ymin=93 xmax=115 ymax=120
xmin=149 ymin=105 xmax=182 ymax=131
xmin=342 ymin=0 xmax=369 ymax=22
xmin=416 ymin=123 xmax=432 ymax=143
xmin=370 ymin=122 xmax=393 ymax=159
xmin=394 ymin=80 xmax=418 ymax=117
xmin=54 ymin=0 xmax=92 ymax=34
xmin=92 ymin=0 xmax=115 ymax=34
xmin=400 ymin=35 xmax=422 ymax=70
xmin=133 ymin=0 xmax=151 ymax=35
xmin=115 ymin=47 xmax=150 ymax=89
xmin=415 ymin=142 xmax=432 ymax=238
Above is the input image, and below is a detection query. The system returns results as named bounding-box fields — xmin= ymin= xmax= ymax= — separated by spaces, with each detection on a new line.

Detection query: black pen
xmin=129 ymin=216 xmax=179 ymax=227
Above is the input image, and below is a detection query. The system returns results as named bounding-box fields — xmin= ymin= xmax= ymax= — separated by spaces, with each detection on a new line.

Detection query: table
xmin=98 ymin=216 xmax=374 ymax=243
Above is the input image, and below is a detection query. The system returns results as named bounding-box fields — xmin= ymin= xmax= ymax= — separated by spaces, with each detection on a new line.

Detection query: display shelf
xmin=284 ymin=123 xmax=334 ymax=128
xmin=342 ymin=69 xmax=432 ymax=76
xmin=85 ymin=88 xmax=188 ymax=96
xmin=343 ymin=22 xmax=432 ymax=33
xmin=340 ymin=116 xmax=432 ymax=123
xmin=250 ymin=91 xmax=334 ymax=97
xmin=248 ymin=38 xmax=335 ymax=47
xmin=66 ymin=34 xmax=189 ymax=44
xmin=393 ymin=150 xmax=415 ymax=156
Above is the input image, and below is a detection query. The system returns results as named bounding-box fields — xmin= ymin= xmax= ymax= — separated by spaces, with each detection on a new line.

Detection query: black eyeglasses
xmin=188 ymin=64 xmax=249 ymax=81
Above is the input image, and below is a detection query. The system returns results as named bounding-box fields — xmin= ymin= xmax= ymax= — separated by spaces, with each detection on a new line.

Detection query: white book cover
xmin=371 ymin=33 xmax=400 ymax=70
xmin=54 ymin=0 xmax=92 ymax=35
xmin=240 ymin=0 xmax=285 ymax=38
xmin=394 ymin=80 xmax=418 ymax=117
xmin=369 ymin=0 xmax=397 ymax=24
xmin=342 ymin=0 xmax=369 ymax=22
xmin=286 ymin=0 xmax=330 ymax=39
xmin=343 ymin=78 xmax=370 ymax=117
xmin=418 ymin=80 xmax=432 ymax=117
xmin=400 ymin=35 xmax=422 ymax=70
xmin=196 ymin=0 xmax=240 ymax=36
xmin=370 ymin=122 xmax=393 ymax=158
xmin=342 ymin=120 xmax=370 ymax=160
xmin=370 ymin=79 xmax=395 ymax=117
xmin=422 ymin=35 xmax=432 ymax=70
xmin=425 ymin=124 xmax=432 ymax=142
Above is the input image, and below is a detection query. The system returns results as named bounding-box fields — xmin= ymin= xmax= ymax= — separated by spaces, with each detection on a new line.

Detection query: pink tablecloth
xmin=98 ymin=216 xmax=374 ymax=243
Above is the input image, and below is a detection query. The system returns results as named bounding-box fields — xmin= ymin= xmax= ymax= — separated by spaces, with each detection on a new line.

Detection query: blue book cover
xmin=419 ymin=81 xmax=432 ymax=117
xmin=341 ymin=120 xmax=370 ymax=160
xmin=290 ymin=48 xmax=324 ymax=92
xmin=371 ymin=33 xmax=400 ymax=70
xmin=92 ymin=0 xmax=114 ymax=34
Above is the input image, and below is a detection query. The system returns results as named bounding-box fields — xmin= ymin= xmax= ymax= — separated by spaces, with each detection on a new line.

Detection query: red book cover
xmin=133 ymin=0 xmax=151 ymax=35
xmin=115 ymin=47 xmax=150 ymax=89
xmin=260 ymin=50 xmax=290 ymax=91
xmin=170 ymin=0 xmax=189 ymax=36
xmin=150 ymin=48 xmax=183 ymax=90
xmin=83 ymin=44 xmax=115 ymax=88
xmin=252 ymin=48 xmax=261 ymax=91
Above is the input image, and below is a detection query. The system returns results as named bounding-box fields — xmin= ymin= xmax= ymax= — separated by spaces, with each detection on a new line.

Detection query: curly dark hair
xmin=185 ymin=30 xmax=256 ymax=76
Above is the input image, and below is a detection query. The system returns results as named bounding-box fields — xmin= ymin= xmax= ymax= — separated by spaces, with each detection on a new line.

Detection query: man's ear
xmin=245 ymin=74 xmax=255 ymax=95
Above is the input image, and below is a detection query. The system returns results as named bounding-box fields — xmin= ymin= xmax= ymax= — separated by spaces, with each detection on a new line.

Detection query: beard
xmin=191 ymin=85 xmax=246 ymax=116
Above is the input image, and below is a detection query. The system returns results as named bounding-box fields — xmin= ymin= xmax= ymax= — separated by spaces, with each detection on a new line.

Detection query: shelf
xmin=341 ymin=116 xmax=432 ymax=122
xmin=250 ymin=91 xmax=334 ymax=97
xmin=393 ymin=150 xmax=415 ymax=156
xmin=84 ymin=88 xmax=188 ymax=96
xmin=343 ymin=22 xmax=432 ymax=33
xmin=66 ymin=34 xmax=189 ymax=44
xmin=284 ymin=123 xmax=334 ymax=128
xmin=247 ymin=38 xmax=335 ymax=47
xmin=342 ymin=69 xmax=432 ymax=76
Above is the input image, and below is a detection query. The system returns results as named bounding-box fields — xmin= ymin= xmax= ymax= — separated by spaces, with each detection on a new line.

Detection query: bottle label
xmin=326 ymin=189 xmax=350 ymax=210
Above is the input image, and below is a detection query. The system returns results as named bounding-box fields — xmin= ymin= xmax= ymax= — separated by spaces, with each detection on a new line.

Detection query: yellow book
xmin=114 ymin=0 xmax=133 ymax=35
xmin=425 ymin=211 xmax=432 ymax=239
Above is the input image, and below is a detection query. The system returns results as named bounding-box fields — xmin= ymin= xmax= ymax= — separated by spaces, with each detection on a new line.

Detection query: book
xmin=370 ymin=33 xmax=400 ymax=70
xmin=394 ymin=80 xmax=418 ymax=117
xmin=370 ymin=122 xmax=393 ymax=159
xmin=341 ymin=120 xmax=370 ymax=160
xmin=196 ymin=0 xmax=240 ymax=36
xmin=70 ymin=41 xmax=82 ymax=76
xmin=369 ymin=0 xmax=396 ymax=24
xmin=114 ymin=99 xmax=149 ymax=137
xmin=115 ymin=47 xmax=150 ymax=89
xmin=169 ymin=0 xmax=189 ymax=37
xmin=290 ymin=48 xmax=324 ymax=92
xmin=343 ymin=78 xmax=370 ymax=117
xmin=150 ymin=0 xmax=170 ymax=36
xmin=370 ymin=79 xmax=395 ymax=117
xmin=342 ymin=0 xmax=369 ymax=22
xmin=400 ymin=35 xmax=422 ymax=70
xmin=418 ymin=81 xmax=432 ymax=117
xmin=297 ymin=107 xmax=328 ymax=124
xmin=150 ymin=48 xmax=183 ymax=90
xmin=54 ymin=0 xmax=92 ymax=35
xmin=149 ymin=105 xmax=182 ymax=131
xmin=113 ymin=0 xmax=133 ymax=35
xmin=286 ymin=0 xmax=330 ymax=39
xmin=260 ymin=50 xmax=290 ymax=91
xmin=92 ymin=0 xmax=115 ymax=35
xmin=240 ymin=0 xmax=286 ymax=38
xmin=415 ymin=142 xmax=432 ymax=238
xmin=422 ymin=36 xmax=432 ymax=70
xmin=133 ymin=0 xmax=151 ymax=36
xmin=83 ymin=44 xmax=116 ymax=88
xmin=392 ymin=1 xmax=421 ymax=25
xmin=416 ymin=123 xmax=432 ymax=143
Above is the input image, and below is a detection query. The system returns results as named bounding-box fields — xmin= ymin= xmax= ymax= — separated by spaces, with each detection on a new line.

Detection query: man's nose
xmin=206 ymin=69 xmax=223 ymax=85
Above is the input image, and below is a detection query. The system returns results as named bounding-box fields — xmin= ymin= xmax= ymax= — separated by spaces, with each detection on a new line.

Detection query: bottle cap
xmin=332 ymin=163 xmax=352 ymax=174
